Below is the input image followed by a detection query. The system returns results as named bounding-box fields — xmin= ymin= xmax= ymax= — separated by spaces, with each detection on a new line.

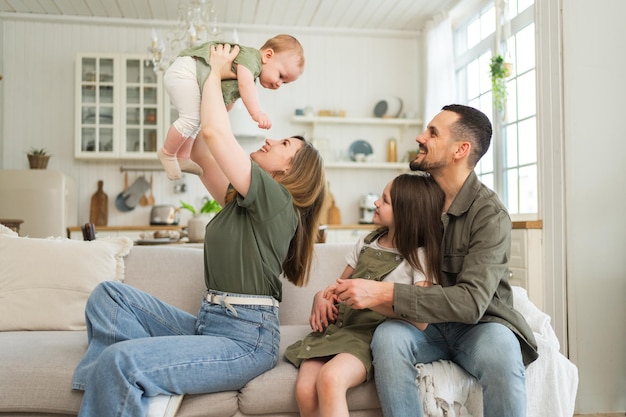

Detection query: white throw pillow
xmin=0 ymin=226 xmax=132 ymax=331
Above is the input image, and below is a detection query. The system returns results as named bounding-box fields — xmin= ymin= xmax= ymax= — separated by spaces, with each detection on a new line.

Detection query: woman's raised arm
xmin=197 ymin=44 xmax=255 ymax=199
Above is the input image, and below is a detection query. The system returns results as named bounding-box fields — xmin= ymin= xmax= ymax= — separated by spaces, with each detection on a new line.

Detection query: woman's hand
xmin=309 ymin=290 xmax=338 ymax=332
xmin=208 ymin=44 xmax=239 ymax=79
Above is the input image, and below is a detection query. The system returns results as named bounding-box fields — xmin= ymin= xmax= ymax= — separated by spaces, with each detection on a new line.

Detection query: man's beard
xmin=409 ymin=156 xmax=447 ymax=173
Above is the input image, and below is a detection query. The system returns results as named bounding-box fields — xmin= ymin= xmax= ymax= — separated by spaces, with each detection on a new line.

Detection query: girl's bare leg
xmin=296 ymin=359 xmax=325 ymax=417
xmin=317 ymin=353 xmax=366 ymax=417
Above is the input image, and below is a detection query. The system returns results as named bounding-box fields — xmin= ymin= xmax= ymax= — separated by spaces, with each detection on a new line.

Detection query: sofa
xmin=0 ymin=228 xmax=578 ymax=417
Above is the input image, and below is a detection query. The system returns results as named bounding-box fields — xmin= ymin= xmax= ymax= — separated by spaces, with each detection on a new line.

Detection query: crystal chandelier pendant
xmin=148 ymin=0 xmax=223 ymax=72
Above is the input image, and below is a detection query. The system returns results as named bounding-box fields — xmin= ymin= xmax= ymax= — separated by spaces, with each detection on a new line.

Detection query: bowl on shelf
xmin=349 ymin=140 xmax=373 ymax=162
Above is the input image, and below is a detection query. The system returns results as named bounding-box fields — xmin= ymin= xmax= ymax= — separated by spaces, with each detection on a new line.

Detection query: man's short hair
xmin=442 ymin=104 xmax=492 ymax=167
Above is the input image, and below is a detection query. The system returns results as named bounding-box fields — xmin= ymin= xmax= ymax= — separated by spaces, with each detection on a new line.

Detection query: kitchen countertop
xmin=325 ymin=221 xmax=542 ymax=230
xmin=66 ymin=221 xmax=542 ymax=240
xmin=66 ymin=225 xmax=184 ymax=238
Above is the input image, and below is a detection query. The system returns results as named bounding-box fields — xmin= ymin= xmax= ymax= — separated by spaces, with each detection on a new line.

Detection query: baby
xmin=158 ymin=34 xmax=305 ymax=180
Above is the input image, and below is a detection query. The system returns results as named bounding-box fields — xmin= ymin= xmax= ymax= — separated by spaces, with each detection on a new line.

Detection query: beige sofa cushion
xmin=0 ymin=226 xmax=132 ymax=331
xmin=0 ymin=331 xmax=239 ymax=417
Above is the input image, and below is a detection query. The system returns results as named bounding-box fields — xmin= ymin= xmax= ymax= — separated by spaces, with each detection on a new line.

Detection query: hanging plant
xmin=490 ymin=54 xmax=512 ymax=112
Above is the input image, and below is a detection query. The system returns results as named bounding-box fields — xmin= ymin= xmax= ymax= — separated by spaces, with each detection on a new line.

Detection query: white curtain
xmin=423 ymin=14 xmax=456 ymax=124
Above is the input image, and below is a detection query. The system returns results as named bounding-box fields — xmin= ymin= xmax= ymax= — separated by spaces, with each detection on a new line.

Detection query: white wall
xmin=562 ymin=0 xmax=626 ymax=413
xmin=0 ymin=15 xmax=421 ymax=226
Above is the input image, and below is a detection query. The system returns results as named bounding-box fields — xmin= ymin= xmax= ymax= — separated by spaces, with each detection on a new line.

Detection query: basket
xmin=27 ymin=154 xmax=50 ymax=169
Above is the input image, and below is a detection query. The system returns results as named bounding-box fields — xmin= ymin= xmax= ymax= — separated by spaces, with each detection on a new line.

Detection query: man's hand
xmin=334 ymin=278 xmax=394 ymax=310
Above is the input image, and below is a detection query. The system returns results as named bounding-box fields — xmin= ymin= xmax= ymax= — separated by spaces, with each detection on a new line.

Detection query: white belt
xmin=206 ymin=292 xmax=279 ymax=308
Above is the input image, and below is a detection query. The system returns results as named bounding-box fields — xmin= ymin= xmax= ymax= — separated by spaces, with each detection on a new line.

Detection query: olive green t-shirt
xmin=179 ymin=41 xmax=262 ymax=105
xmin=203 ymin=162 xmax=297 ymax=302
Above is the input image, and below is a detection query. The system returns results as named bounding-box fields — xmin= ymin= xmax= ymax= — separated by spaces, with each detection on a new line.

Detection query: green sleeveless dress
xmin=284 ymin=231 xmax=402 ymax=381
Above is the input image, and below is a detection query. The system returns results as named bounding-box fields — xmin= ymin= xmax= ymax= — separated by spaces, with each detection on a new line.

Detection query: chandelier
xmin=148 ymin=0 xmax=224 ymax=72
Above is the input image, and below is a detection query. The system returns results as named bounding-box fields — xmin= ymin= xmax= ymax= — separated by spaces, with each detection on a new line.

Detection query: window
xmin=454 ymin=0 xmax=537 ymax=217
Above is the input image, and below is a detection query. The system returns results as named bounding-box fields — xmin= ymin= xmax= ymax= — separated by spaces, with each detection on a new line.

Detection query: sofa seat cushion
xmin=170 ymin=392 xmax=239 ymax=417
xmin=238 ymin=325 xmax=382 ymax=416
xmin=0 ymin=331 xmax=86 ymax=414
xmin=0 ymin=331 xmax=239 ymax=417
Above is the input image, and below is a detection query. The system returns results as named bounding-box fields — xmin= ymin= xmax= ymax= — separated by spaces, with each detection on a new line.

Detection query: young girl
xmin=285 ymin=173 xmax=444 ymax=417
xmin=72 ymin=44 xmax=326 ymax=417
xmin=158 ymin=34 xmax=305 ymax=180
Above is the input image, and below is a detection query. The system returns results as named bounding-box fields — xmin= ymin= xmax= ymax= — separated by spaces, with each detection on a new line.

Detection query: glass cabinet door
xmin=75 ymin=55 xmax=118 ymax=157
xmin=121 ymin=57 xmax=162 ymax=158
xmin=75 ymin=54 xmax=164 ymax=160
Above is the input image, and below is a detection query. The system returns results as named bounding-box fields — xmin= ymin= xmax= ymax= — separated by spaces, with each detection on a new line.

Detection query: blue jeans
xmin=72 ymin=281 xmax=280 ymax=417
xmin=371 ymin=320 xmax=526 ymax=417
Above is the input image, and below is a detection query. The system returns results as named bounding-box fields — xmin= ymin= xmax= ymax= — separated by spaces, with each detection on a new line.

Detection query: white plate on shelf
xmin=349 ymin=140 xmax=374 ymax=161
xmin=373 ymin=96 xmax=403 ymax=118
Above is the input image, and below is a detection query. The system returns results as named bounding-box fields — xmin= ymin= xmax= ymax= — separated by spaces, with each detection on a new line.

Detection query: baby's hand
xmin=252 ymin=112 xmax=272 ymax=130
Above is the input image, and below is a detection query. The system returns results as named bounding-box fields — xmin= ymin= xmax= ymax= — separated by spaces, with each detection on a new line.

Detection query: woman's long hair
xmin=277 ymin=136 xmax=326 ymax=287
xmin=225 ymin=136 xmax=326 ymax=286
xmin=376 ymin=173 xmax=444 ymax=282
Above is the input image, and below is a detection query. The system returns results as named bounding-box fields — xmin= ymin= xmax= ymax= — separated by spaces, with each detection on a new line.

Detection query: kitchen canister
xmin=187 ymin=213 xmax=214 ymax=242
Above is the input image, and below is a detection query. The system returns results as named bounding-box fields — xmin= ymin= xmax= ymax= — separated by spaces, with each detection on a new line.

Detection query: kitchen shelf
xmin=324 ymin=162 xmax=409 ymax=170
xmin=292 ymin=115 xmax=422 ymax=128
xmin=292 ymin=114 xmax=421 ymax=170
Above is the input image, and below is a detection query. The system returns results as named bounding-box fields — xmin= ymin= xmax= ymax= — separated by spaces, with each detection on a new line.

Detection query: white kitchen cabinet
xmin=75 ymin=54 xmax=164 ymax=160
xmin=291 ymin=115 xmax=422 ymax=168
xmin=510 ymin=225 xmax=543 ymax=309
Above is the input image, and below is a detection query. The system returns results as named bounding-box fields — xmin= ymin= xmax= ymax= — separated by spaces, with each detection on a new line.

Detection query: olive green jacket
xmin=393 ymin=171 xmax=539 ymax=366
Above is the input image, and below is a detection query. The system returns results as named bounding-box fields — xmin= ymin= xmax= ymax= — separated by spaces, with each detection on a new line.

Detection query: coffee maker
xmin=359 ymin=193 xmax=378 ymax=224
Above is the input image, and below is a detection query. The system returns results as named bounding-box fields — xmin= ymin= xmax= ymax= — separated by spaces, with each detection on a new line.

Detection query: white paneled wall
xmin=0 ymin=16 xmax=422 ymax=227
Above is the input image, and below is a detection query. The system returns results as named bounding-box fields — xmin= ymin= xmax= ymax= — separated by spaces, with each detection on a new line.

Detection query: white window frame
xmin=453 ymin=1 xmax=538 ymax=221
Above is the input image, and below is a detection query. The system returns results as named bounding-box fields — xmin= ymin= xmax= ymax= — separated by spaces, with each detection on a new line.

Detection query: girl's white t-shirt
xmin=345 ymin=234 xmax=434 ymax=285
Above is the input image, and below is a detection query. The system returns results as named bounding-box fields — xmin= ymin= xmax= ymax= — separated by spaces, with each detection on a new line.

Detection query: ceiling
xmin=0 ymin=0 xmax=461 ymax=33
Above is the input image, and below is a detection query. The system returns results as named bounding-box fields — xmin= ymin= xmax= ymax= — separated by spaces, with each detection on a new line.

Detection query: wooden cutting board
xmin=90 ymin=180 xmax=109 ymax=226
xmin=327 ymin=192 xmax=341 ymax=225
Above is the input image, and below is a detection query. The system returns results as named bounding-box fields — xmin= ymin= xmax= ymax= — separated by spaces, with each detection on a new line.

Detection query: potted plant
xmin=490 ymin=54 xmax=512 ymax=112
xmin=27 ymin=148 xmax=51 ymax=169
xmin=179 ymin=198 xmax=222 ymax=242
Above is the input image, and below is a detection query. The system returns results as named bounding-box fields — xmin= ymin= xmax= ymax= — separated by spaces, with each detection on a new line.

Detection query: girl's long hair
xmin=376 ymin=173 xmax=444 ymax=282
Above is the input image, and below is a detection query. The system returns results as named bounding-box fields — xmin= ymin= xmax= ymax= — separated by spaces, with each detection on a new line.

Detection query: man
xmin=334 ymin=104 xmax=538 ymax=417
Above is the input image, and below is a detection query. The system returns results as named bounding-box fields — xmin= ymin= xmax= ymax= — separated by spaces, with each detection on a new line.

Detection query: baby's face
xmin=259 ymin=52 xmax=302 ymax=90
